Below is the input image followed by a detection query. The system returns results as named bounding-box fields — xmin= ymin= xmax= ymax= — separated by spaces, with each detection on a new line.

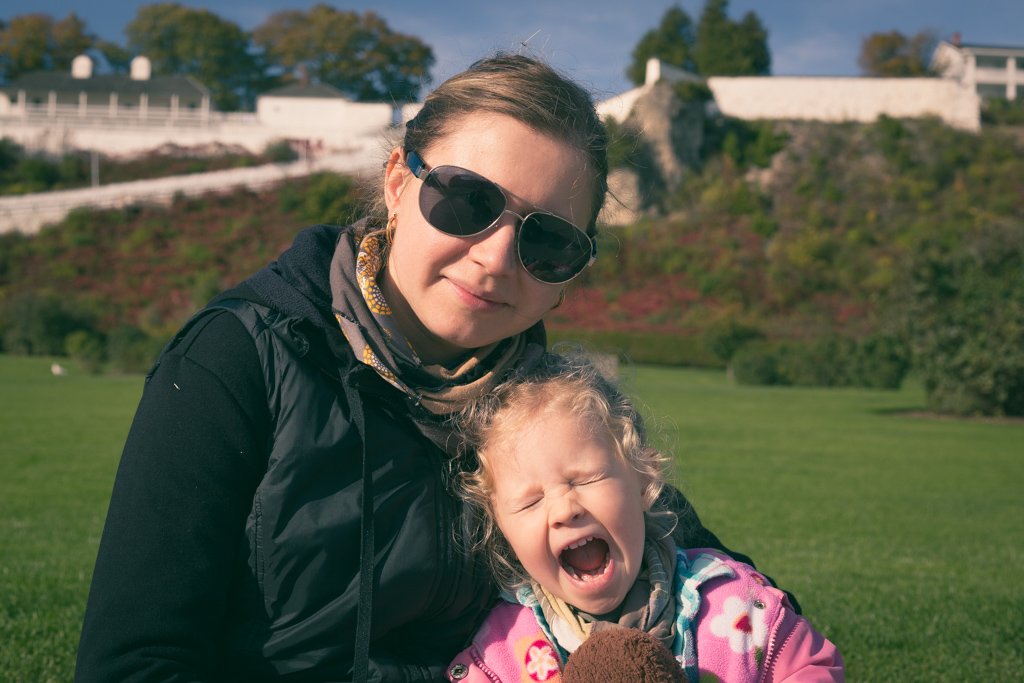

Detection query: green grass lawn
xmin=1 ymin=354 xmax=1020 ymax=681
xmin=626 ymin=365 xmax=1022 ymax=681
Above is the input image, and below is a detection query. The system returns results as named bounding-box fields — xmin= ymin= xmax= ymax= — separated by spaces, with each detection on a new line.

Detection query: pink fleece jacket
xmin=446 ymin=549 xmax=844 ymax=682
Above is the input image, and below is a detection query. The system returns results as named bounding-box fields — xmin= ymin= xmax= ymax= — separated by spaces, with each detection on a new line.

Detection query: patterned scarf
xmin=329 ymin=230 xmax=545 ymax=415
xmin=520 ymin=516 xmax=680 ymax=662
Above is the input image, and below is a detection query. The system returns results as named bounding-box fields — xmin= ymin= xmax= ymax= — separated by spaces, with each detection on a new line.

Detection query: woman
xmin=75 ymin=54 xmax=754 ymax=682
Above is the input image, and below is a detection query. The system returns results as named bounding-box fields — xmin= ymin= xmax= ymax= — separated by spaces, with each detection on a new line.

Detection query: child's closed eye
xmin=512 ymin=497 xmax=542 ymax=513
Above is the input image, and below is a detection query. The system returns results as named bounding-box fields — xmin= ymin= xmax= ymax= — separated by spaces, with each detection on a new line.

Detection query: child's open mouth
xmin=559 ymin=536 xmax=610 ymax=582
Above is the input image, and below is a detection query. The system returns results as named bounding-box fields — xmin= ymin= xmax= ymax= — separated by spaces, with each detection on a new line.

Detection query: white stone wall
xmin=706 ymin=76 xmax=980 ymax=131
xmin=256 ymin=96 xmax=395 ymax=142
xmin=0 ymin=145 xmax=383 ymax=234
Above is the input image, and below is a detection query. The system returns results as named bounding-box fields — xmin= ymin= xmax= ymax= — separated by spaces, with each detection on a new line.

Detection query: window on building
xmin=977 ymin=83 xmax=1008 ymax=100
xmin=1016 ymin=57 xmax=1024 ymax=70
xmin=975 ymin=55 xmax=1008 ymax=69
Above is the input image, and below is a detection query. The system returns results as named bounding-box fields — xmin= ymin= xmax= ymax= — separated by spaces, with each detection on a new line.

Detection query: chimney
xmin=951 ymin=32 xmax=962 ymax=47
xmin=131 ymin=56 xmax=152 ymax=81
xmin=71 ymin=54 xmax=94 ymax=79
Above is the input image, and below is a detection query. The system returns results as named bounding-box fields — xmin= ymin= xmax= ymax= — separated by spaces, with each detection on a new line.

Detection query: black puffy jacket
xmin=75 ymin=225 xmax=746 ymax=682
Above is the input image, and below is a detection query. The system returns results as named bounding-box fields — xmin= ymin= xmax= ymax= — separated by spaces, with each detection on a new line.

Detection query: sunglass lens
xmin=421 ymin=167 xmax=506 ymax=236
xmin=518 ymin=215 xmax=592 ymax=284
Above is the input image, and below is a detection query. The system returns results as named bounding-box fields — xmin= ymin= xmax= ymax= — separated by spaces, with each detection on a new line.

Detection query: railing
xmin=0 ymin=104 xmax=259 ymax=128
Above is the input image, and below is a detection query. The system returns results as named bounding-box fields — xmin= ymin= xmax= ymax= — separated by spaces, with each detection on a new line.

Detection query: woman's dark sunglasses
xmin=406 ymin=151 xmax=597 ymax=285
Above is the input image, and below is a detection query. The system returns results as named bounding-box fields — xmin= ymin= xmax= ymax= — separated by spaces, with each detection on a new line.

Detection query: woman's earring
xmin=386 ymin=213 xmax=398 ymax=244
xmin=551 ymin=289 xmax=566 ymax=310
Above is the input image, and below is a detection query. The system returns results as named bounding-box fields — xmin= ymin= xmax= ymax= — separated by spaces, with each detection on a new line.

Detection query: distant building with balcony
xmin=0 ymin=53 xmax=415 ymax=157
xmin=931 ymin=38 xmax=1024 ymax=101
xmin=0 ymin=55 xmax=212 ymax=123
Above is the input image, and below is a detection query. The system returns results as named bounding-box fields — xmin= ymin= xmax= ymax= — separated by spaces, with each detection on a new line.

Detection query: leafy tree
xmin=253 ymin=4 xmax=433 ymax=102
xmin=126 ymin=3 xmax=270 ymax=110
xmin=858 ymin=30 xmax=936 ymax=76
xmin=693 ymin=0 xmax=771 ymax=75
xmin=898 ymin=219 xmax=1024 ymax=415
xmin=50 ymin=12 xmax=93 ymax=69
xmin=626 ymin=4 xmax=696 ymax=86
xmin=95 ymin=39 xmax=133 ymax=74
xmin=0 ymin=13 xmax=96 ymax=80
xmin=0 ymin=14 xmax=52 ymax=78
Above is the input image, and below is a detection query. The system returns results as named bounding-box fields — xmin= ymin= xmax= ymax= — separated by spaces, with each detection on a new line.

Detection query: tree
xmin=95 ymin=40 xmax=133 ymax=74
xmin=898 ymin=219 xmax=1024 ymax=416
xmin=126 ymin=3 xmax=269 ymax=110
xmin=51 ymin=13 xmax=93 ymax=69
xmin=626 ymin=5 xmax=696 ymax=86
xmin=0 ymin=13 xmax=96 ymax=80
xmin=252 ymin=4 xmax=434 ymax=102
xmin=858 ymin=30 xmax=936 ymax=77
xmin=693 ymin=0 xmax=771 ymax=76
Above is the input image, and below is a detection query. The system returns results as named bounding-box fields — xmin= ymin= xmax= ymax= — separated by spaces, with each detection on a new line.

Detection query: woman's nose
xmin=468 ymin=212 xmax=519 ymax=275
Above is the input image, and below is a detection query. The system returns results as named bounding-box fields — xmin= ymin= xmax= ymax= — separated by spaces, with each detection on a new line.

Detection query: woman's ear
xmin=384 ymin=147 xmax=410 ymax=214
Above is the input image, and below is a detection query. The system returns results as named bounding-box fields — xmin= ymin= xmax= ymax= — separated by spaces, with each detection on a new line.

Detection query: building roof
xmin=0 ymin=72 xmax=210 ymax=98
xmin=951 ymin=42 xmax=1024 ymax=56
xmin=260 ymin=82 xmax=349 ymax=99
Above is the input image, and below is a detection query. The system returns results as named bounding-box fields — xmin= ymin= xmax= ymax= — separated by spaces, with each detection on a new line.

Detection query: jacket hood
xmin=239 ymin=224 xmax=343 ymax=332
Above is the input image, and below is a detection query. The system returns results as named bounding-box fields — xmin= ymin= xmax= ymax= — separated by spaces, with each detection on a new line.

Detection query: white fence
xmin=1 ymin=103 xmax=259 ymax=128
xmin=0 ymin=142 xmax=382 ymax=235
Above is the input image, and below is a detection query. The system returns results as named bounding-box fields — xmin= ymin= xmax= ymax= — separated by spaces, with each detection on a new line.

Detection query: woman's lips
xmin=447 ymin=278 xmax=507 ymax=311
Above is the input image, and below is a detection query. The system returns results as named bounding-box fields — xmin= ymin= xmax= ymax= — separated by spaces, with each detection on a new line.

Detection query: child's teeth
xmin=566 ymin=536 xmax=594 ymax=551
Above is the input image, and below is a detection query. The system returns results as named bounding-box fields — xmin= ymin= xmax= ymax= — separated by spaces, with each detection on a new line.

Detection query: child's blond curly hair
xmin=453 ymin=352 xmax=672 ymax=592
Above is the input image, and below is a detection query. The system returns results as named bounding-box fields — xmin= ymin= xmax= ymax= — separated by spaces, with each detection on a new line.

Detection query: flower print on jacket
xmin=525 ymin=639 xmax=560 ymax=681
xmin=709 ymin=595 xmax=769 ymax=655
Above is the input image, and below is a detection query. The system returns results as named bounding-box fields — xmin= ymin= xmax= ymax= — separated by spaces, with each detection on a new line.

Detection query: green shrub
xmin=775 ymin=339 xmax=848 ymax=387
xmin=732 ymin=343 xmax=781 ymax=385
xmin=672 ymin=81 xmax=713 ymax=103
xmin=106 ymin=326 xmax=164 ymax=374
xmin=301 ymin=173 xmax=362 ymax=225
xmin=0 ymin=292 xmax=90 ymax=356
xmin=898 ymin=219 xmax=1024 ymax=416
xmin=733 ymin=336 xmax=909 ymax=389
xmin=265 ymin=140 xmax=299 ymax=163
xmin=548 ymin=328 xmax=723 ymax=368
xmin=704 ymin=318 xmax=763 ymax=365
xmin=64 ymin=330 xmax=106 ymax=374
xmin=981 ymin=98 xmax=1024 ymax=126
xmin=848 ymin=334 xmax=910 ymax=389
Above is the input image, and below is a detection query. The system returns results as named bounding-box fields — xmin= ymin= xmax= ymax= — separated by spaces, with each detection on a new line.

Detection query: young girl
xmin=449 ymin=353 xmax=844 ymax=682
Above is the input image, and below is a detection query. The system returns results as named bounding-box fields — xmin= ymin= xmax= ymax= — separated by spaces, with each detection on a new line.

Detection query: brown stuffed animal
xmin=561 ymin=627 xmax=685 ymax=683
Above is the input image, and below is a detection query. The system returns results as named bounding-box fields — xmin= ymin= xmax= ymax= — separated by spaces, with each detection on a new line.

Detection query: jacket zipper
xmin=758 ymin=609 xmax=798 ymax=683
xmin=469 ymin=645 xmax=503 ymax=683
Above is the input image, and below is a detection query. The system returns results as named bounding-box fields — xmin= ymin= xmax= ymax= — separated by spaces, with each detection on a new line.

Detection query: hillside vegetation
xmin=1 ymin=116 xmax=1022 ymax=415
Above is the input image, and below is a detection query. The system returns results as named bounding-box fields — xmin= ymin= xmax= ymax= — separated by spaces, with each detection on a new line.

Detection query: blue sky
xmin=4 ymin=0 xmax=1023 ymax=97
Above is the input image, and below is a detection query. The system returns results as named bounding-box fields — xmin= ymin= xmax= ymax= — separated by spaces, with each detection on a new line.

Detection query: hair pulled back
xmin=402 ymin=53 xmax=609 ymax=233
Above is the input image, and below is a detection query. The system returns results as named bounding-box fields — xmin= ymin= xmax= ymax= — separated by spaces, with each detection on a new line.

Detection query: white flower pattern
xmin=709 ymin=595 xmax=768 ymax=654
xmin=524 ymin=640 xmax=560 ymax=681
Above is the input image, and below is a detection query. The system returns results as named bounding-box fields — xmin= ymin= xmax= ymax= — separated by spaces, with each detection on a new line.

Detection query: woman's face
xmin=382 ymin=113 xmax=594 ymax=365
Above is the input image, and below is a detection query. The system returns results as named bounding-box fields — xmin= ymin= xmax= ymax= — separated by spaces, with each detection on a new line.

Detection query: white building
xmin=931 ymin=39 xmax=1024 ymax=101
xmin=599 ymin=57 xmax=981 ymax=132
xmin=0 ymin=55 xmax=403 ymax=157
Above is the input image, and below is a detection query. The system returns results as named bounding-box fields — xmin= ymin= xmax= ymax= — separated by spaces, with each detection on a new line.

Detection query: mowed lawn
xmin=1 ymin=354 xmax=1021 ymax=681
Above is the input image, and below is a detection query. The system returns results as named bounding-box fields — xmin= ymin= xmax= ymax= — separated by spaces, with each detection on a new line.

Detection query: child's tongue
xmin=562 ymin=539 xmax=609 ymax=573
